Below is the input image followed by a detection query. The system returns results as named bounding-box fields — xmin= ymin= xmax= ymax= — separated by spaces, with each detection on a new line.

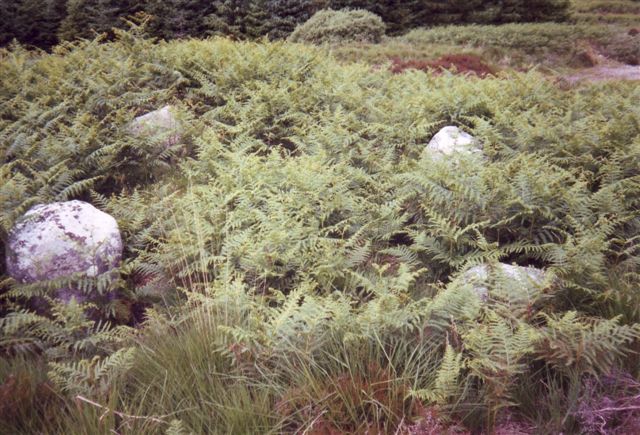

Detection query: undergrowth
xmin=401 ymin=23 xmax=615 ymax=53
xmin=333 ymin=21 xmax=635 ymax=72
xmin=1 ymin=22 xmax=640 ymax=433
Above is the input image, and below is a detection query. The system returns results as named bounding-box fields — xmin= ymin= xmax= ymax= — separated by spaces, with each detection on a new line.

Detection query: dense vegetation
xmin=289 ymin=9 xmax=386 ymax=44
xmin=1 ymin=7 xmax=640 ymax=430
xmin=1 ymin=0 xmax=573 ymax=48
xmin=573 ymin=0 xmax=640 ymax=24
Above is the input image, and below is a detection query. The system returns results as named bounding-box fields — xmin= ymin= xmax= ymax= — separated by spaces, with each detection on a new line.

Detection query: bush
xmin=390 ymin=53 xmax=496 ymax=77
xmin=605 ymin=33 xmax=640 ymax=65
xmin=403 ymin=23 xmax=614 ymax=53
xmin=289 ymin=8 xmax=385 ymax=44
xmin=574 ymin=0 xmax=640 ymax=14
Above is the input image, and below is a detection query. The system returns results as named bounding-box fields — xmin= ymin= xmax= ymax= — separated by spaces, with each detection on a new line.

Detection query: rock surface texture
xmin=461 ymin=263 xmax=547 ymax=301
xmin=425 ymin=126 xmax=482 ymax=159
xmin=129 ymin=105 xmax=182 ymax=148
xmin=6 ymin=201 xmax=123 ymax=292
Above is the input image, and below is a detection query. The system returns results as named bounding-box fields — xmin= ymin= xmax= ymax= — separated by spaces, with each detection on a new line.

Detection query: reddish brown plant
xmin=390 ymin=54 xmax=496 ymax=77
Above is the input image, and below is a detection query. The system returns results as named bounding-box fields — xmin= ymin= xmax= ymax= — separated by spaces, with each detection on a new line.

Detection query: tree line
xmin=1 ymin=0 xmax=571 ymax=48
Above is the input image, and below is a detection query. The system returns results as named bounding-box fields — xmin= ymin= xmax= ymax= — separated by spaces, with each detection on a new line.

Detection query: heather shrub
xmin=403 ymin=23 xmax=614 ymax=54
xmin=574 ymin=372 xmax=640 ymax=433
xmin=572 ymin=0 xmax=640 ymax=24
xmin=390 ymin=53 xmax=496 ymax=77
xmin=605 ymin=33 xmax=640 ymax=65
xmin=289 ymin=8 xmax=385 ymax=44
xmin=573 ymin=0 xmax=640 ymax=14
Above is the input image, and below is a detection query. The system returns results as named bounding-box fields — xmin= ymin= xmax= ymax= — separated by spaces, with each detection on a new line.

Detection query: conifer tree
xmin=205 ymin=0 xmax=270 ymax=39
xmin=58 ymin=0 xmax=137 ymax=41
xmin=325 ymin=0 xmax=570 ymax=31
xmin=58 ymin=0 xmax=95 ymax=40
xmin=508 ymin=0 xmax=571 ymax=22
xmin=143 ymin=0 xmax=216 ymax=40
xmin=265 ymin=0 xmax=325 ymax=38
xmin=242 ymin=0 xmax=271 ymax=38
xmin=0 ymin=0 xmax=66 ymax=47
xmin=1 ymin=0 xmax=574 ymax=47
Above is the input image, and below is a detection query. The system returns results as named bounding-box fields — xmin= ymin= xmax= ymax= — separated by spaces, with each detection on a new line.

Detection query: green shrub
xmin=403 ymin=23 xmax=614 ymax=53
xmin=573 ymin=0 xmax=640 ymax=14
xmin=572 ymin=0 xmax=640 ymax=25
xmin=289 ymin=8 xmax=385 ymax=44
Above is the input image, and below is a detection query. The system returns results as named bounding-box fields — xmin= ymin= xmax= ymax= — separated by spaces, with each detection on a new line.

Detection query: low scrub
xmin=605 ymin=32 xmax=640 ymax=64
xmin=289 ymin=9 xmax=385 ymax=45
xmin=390 ymin=54 xmax=496 ymax=77
xmin=573 ymin=0 xmax=640 ymax=14
xmin=403 ymin=23 xmax=614 ymax=53
xmin=1 ymin=24 xmax=640 ymax=434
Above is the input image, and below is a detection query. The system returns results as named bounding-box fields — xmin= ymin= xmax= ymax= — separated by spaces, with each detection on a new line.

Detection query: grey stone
xmin=6 ymin=200 xmax=122 ymax=301
xmin=460 ymin=263 xmax=547 ymax=302
xmin=425 ymin=126 xmax=482 ymax=159
xmin=129 ymin=105 xmax=182 ymax=148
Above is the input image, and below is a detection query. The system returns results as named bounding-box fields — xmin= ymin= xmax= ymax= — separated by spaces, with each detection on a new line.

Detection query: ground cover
xmin=1 ymin=14 xmax=640 ymax=435
xmin=332 ymin=13 xmax=639 ymax=82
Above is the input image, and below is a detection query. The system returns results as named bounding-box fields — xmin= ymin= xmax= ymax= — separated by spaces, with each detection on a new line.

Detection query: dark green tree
xmin=326 ymin=0 xmax=570 ymax=31
xmin=1 ymin=0 xmax=66 ymax=48
xmin=265 ymin=0 xmax=325 ymax=38
xmin=143 ymin=0 xmax=216 ymax=40
xmin=1 ymin=0 xmax=573 ymax=47
xmin=204 ymin=0 xmax=270 ymax=39
xmin=507 ymin=0 xmax=571 ymax=22
xmin=58 ymin=0 xmax=138 ymax=41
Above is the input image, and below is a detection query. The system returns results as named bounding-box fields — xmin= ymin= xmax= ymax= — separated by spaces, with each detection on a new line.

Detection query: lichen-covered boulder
xmin=129 ymin=105 xmax=182 ymax=148
xmin=6 ymin=201 xmax=122 ymax=301
xmin=460 ymin=263 xmax=548 ymax=302
xmin=425 ymin=126 xmax=482 ymax=159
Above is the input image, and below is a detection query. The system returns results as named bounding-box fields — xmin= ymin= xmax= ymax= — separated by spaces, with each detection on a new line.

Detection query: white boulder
xmin=425 ymin=126 xmax=482 ymax=159
xmin=460 ymin=263 xmax=548 ymax=302
xmin=6 ymin=201 xmax=122 ymax=300
xmin=129 ymin=105 xmax=182 ymax=148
